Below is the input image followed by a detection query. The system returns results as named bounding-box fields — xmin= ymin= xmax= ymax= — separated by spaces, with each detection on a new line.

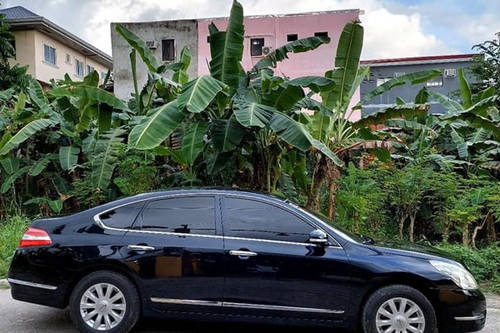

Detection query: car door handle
xmin=229 ymin=250 xmax=258 ymax=257
xmin=128 ymin=245 xmax=155 ymax=251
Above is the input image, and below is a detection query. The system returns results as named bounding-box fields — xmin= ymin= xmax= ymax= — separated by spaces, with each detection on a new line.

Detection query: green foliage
xmin=0 ymin=216 xmax=30 ymax=278
xmin=113 ymin=155 xmax=158 ymax=197
xmin=471 ymin=39 xmax=500 ymax=94
xmin=208 ymin=0 xmax=244 ymax=91
xmin=0 ymin=13 xmax=29 ymax=91
xmin=436 ymin=243 xmax=500 ymax=286
xmin=128 ymin=101 xmax=185 ymax=149
xmin=335 ymin=163 xmax=392 ymax=238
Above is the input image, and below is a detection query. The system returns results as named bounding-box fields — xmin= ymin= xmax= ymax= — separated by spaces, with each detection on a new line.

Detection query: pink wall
xmin=197 ymin=10 xmax=362 ymax=118
xmin=197 ymin=10 xmax=360 ymax=78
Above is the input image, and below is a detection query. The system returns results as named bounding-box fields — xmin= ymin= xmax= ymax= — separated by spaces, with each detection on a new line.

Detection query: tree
xmin=386 ymin=166 xmax=430 ymax=242
xmin=0 ymin=12 xmax=29 ymax=91
xmin=471 ymin=38 xmax=500 ymax=94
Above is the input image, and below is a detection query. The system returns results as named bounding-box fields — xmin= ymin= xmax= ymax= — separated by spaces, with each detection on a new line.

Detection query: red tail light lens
xmin=19 ymin=227 xmax=52 ymax=248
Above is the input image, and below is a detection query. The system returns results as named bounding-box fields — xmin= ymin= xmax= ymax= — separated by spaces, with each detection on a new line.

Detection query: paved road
xmin=0 ymin=287 xmax=498 ymax=332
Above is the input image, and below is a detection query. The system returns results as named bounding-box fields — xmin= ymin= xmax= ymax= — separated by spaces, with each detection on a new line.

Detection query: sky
xmin=1 ymin=0 xmax=499 ymax=59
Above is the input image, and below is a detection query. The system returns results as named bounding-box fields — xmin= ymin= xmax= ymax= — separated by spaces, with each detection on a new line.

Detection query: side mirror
xmin=308 ymin=229 xmax=328 ymax=245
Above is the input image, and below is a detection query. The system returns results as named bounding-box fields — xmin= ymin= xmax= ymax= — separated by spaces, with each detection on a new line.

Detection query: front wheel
xmin=362 ymin=285 xmax=437 ymax=333
xmin=69 ymin=271 xmax=140 ymax=333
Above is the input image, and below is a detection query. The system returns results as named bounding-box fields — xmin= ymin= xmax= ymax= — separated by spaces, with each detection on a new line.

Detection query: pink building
xmin=112 ymin=9 xmax=363 ymax=111
xmin=197 ymin=10 xmax=362 ymax=77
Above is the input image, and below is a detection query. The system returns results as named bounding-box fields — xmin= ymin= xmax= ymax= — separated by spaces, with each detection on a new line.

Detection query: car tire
xmin=362 ymin=284 xmax=437 ymax=333
xmin=69 ymin=271 xmax=140 ymax=333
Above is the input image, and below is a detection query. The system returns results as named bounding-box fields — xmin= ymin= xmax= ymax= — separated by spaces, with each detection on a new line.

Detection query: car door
xmin=221 ymin=195 xmax=351 ymax=322
xmin=120 ymin=195 xmax=225 ymax=314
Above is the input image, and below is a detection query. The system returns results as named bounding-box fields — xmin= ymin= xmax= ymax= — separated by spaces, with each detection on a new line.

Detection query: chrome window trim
xmin=149 ymin=297 xmax=344 ymax=314
xmin=92 ymin=192 xmax=343 ymax=249
xmin=7 ymin=278 xmax=57 ymax=290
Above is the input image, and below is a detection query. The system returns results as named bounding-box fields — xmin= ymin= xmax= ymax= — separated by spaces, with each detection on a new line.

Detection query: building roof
xmin=197 ymin=9 xmax=363 ymax=22
xmin=0 ymin=5 xmax=40 ymax=19
xmin=360 ymin=54 xmax=481 ymax=67
xmin=113 ymin=8 xmax=363 ymax=25
xmin=0 ymin=6 xmax=112 ymax=68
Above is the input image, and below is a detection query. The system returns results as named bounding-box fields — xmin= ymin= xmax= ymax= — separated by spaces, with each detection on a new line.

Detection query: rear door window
xmin=140 ymin=196 xmax=216 ymax=235
xmin=223 ymin=197 xmax=314 ymax=243
xmin=99 ymin=202 xmax=144 ymax=229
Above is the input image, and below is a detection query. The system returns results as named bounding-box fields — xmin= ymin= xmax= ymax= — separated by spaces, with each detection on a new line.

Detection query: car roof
xmin=85 ymin=188 xmax=289 ymax=215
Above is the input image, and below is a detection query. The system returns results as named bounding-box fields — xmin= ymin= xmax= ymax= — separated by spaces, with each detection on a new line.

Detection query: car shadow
xmin=134 ymin=318 xmax=356 ymax=332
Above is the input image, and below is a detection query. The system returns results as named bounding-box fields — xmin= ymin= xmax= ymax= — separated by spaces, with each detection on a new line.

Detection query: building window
xmin=426 ymin=78 xmax=443 ymax=87
xmin=250 ymin=38 xmax=265 ymax=56
xmin=101 ymin=71 xmax=108 ymax=80
xmin=287 ymin=34 xmax=298 ymax=42
xmin=44 ymin=44 xmax=56 ymax=65
xmin=87 ymin=65 xmax=95 ymax=75
xmin=377 ymin=78 xmax=391 ymax=87
xmin=65 ymin=54 xmax=71 ymax=64
xmin=162 ymin=39 xmax=175 ymax=61
xmin=75 ymin=59 xmax=84 ymax=77
xmin=444 ymin=68 xmax=457 ymax=78
xmin=314 ymin=32 xmax=328 ymax=38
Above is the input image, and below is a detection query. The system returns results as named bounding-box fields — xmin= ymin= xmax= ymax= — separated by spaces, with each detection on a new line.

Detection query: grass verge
xmin=0 ymin=216 xmax=30 ymax=278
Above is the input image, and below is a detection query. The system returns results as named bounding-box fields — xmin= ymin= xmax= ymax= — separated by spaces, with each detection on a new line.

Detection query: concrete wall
xmin=360 ymin=60 xmax=475 ymax=115
xmin=111 ymin=20 xmax=198 ymax=100
xmin=9 ymin=29 xmax=110 ymax=85
xmin=8 ymin=30 xmax=37 ymax=77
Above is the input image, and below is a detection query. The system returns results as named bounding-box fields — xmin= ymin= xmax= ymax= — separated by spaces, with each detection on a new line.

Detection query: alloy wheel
xmin=79 ymin=282 xmax=127 ymax=331
xmin=375 ymin=297 xmax=425 ymax=333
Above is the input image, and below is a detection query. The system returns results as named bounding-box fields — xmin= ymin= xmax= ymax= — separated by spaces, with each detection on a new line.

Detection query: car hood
xmin=368 ymin=241 xmax=459 ymax=262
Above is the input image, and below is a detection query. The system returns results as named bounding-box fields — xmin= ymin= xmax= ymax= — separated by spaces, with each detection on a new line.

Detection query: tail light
xmin=19 ymin=227 xmax=52 ymax=248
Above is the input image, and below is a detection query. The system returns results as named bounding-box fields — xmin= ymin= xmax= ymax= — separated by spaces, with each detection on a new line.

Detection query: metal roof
xmin=0 ymin=6 xmax=112 ymax=68
xmin=360 ymin=54 xmax=481 ymax=67
xmin=113 ymin=8 xmax=363 ymax=25
xmin=0 ymin=5 xmax=40 ymax=19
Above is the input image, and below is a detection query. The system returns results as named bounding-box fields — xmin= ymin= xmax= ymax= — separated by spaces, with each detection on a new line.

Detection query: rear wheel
xmin=362 ymin=285 xmax=437 ymax=333
xmin=69 ymin=271 xmax=140 ymax=333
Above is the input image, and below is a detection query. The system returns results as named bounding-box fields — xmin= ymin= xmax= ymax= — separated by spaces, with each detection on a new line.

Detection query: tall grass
xmin=0 ymin=216 xmax=30 ymax=278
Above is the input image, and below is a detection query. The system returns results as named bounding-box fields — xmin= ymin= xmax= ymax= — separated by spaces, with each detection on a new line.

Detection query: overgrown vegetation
xmin=0 ymin=215 xmax=30 ymax=278
xmin=0 ymin=1 xmax=498 ymax=288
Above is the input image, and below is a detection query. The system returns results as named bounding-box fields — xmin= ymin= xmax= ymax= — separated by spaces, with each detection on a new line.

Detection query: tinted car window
xmin=99 ymin=202 xmax=144 ymax=229
xmin=224 ymin=197 xmax=314 ymax=243
xmin=141 ymin=196 xmax=216 ymax=235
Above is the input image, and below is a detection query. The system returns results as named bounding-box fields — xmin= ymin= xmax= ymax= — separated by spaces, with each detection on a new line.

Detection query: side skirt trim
xmin=150 ymin=297 xmax=344 ymax=314
xmin=7 ymin=278 xmax=58 ymax=290
xmin=150 ymin=298 xmax=222 ymax=307
xmin=454 ymin=314 xmax=485 ymax=321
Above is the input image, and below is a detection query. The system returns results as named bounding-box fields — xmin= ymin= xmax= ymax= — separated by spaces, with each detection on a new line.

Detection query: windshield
xmin=291 ymin=204 xmax=366 ymax=244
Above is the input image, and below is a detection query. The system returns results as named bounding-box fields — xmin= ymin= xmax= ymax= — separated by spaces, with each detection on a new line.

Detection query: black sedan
xmin=8 ymin=189 xmax=486 ymax=333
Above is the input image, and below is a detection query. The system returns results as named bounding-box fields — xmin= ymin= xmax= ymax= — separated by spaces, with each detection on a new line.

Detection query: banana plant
xmin=120 ymin=0 xmax=336 ymax=191
xmin=426 ymin=72 xmax=500 ymax=170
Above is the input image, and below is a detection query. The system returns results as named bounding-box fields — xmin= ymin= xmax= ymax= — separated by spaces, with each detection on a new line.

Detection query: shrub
xmin=435 ymin=243 xmax=500 ymax=283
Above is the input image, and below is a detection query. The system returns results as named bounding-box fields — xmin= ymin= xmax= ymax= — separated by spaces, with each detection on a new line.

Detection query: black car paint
xmin=8 ymin=189 xmax=486 ymax=332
